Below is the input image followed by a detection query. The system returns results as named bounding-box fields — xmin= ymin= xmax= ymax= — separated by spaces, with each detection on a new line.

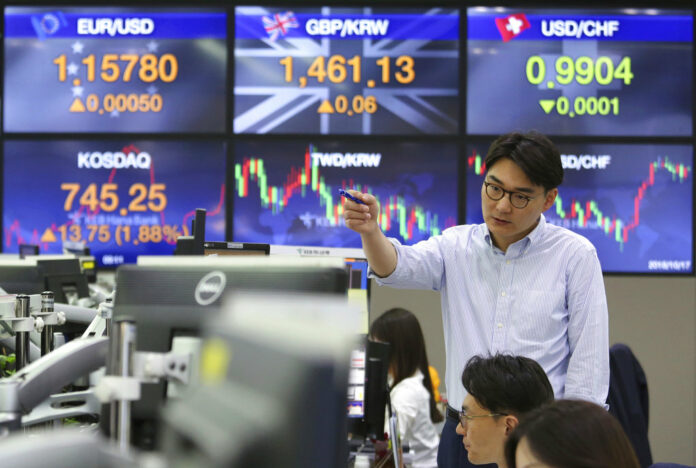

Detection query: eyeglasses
xmin=458 ymin=409 xmax=508 ymax=427
xmin=483 ymin=181 xmax=538 ymax=209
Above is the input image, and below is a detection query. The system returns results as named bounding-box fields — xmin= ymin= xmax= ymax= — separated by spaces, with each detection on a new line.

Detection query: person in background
xmin=455 ymin=354 xmax=555 ymax=468
xmin=370 ymin=307 xmax=443 ymax=468
xmin=504 ymin=399 xmax=640 ymax=468
xmin=343 ymin=131 xmax=609 ymax=468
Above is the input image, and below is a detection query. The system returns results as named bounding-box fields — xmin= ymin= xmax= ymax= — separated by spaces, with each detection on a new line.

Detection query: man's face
xmin=481 ymin=158 xmax=557 ymax=252
xmin=455 ymin=394 xmax=510 ymax=465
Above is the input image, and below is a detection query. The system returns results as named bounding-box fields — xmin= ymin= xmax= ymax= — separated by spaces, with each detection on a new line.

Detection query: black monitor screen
xmin=203 ymin=241 xmax=270 ymax=257
xmin=18 ymin=244 xmax=39 ymax=258
xmin=233 ymin=139 xmax=458 ymax=247
xmin=234 ymin=6 xmax=459 ymax=135
xmin=0 ymin=257 xmax=89 ymax=303
xmin=466 ymin=141 xmax=693 ymax=274
xmin=4 ymin=7 xmax=226 ymax=133
xmin=3 ymin=140 xmax=226 ymax=267
xmin=467 ymin=8 xmax=693 ymax=136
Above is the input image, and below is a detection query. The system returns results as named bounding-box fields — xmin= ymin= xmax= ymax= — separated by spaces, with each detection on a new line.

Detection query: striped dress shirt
xmin=373 ymin=214 xmax=609 ymax=409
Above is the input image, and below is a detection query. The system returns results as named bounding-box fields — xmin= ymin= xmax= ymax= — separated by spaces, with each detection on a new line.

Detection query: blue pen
xmin=338 ymin=188 xmax=367 ymax=205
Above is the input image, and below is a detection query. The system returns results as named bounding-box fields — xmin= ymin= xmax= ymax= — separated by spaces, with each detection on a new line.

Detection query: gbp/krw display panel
xmin=233 ymin=140 xmax=458 ymax=247
xmin=467 ymin=8 xmax=693 ymax=136
xmin=465 ymin=141 xmax=693 ymax=273
xmin=235 ymin=6 xmax=459 ymax=135
xmin=4 ymin=8 xmax=227 ymax=133
xmin=3 ymin=140 xmax=226 ymax=267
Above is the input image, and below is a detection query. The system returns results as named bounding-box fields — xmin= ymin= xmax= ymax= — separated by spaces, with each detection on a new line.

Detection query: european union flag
xmin=30 ymin=11 xmax=67 ymax=41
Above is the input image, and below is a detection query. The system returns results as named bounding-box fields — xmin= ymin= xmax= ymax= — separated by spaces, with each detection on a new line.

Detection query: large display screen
xmin=234 ymin=6 xmax=459 ymax=135
xmin=3 ymin=140 xmax=226 ymax=267
xmin=4 ymin=7 xmax=227 ymax=133
xmin=467 ymin=8 xmax=693 ymax=136
xmin=233 ymin=140 xmax=458 ymax=247
xmin=465 ymin=141 xmax=693 ymax=273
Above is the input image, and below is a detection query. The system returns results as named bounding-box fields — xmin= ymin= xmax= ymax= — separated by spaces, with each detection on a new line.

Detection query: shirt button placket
xmin=492 ymin=258 xmax=511 ymax=351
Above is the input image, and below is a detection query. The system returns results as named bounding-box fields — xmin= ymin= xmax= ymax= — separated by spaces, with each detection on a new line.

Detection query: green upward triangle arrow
xmin=539 ymin=99 xmax=555 ymax=114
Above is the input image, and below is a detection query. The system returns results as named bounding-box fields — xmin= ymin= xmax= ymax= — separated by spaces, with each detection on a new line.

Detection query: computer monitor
xmin=18 ymin=244 xmax=39 ymax=259
xmin=173 ymin=209 xmax=208 ymax=256
xmin=344 ymin=258 xmax=370 ymax=333
xmin=203 ymin=241 xmax=270 ymax=257
xmin=158 ymin=291 xmax=357 ymax=468
xmin=0 ymin=256 xmax=90 ymax=304
xmin=365 ymin=339 xmax=391 ymax=440
xmin=62 ymin=242 xmax=97 ymax=283
xmin=109 ymin=255 xmax=349 ymax=449
xmin=347 ymin=337 xmax=367 ymax=420
xmin=347 ymin=336 xmax=391 ymax=441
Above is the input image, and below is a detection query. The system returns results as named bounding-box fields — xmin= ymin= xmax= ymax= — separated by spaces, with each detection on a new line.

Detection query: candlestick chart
xmin=465 ymin=142 xmax=693 ymax=273
xmin=233 ymin=140 xmax=458 ymax=247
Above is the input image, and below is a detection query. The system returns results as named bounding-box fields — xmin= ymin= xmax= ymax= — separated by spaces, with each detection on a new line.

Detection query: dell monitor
xmin=158 ymin=291 xmax=358 ymax=468
xmin=109 ymin=255 xmax=349 ymax=449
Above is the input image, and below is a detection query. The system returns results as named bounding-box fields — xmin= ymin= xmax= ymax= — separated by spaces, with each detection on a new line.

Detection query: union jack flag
xmin=262 ymin=11 xmax=299 ymax=41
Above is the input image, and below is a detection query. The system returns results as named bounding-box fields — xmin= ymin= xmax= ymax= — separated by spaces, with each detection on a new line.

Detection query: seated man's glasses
xmin=458 ymin=408 xmax=508 ymax=427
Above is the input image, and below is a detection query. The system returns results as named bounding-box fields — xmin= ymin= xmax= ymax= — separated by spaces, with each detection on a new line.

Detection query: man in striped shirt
xmin=343 ymin=132 xmax=609 ymax=468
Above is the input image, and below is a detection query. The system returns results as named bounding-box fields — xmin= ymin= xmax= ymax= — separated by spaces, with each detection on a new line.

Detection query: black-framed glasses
xmin=483 ymin=181 xmax=538 ymax=209
xmin=458 ymin=409 xmax=508 ymax=427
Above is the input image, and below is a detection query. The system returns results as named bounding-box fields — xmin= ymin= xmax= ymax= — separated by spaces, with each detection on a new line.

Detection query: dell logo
xmin=195 ymin=271 xmax=227 ymax=306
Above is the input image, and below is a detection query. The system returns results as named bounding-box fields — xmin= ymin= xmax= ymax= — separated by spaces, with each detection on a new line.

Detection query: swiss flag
xmin=495 ymin=13 xmax=530 ymax=42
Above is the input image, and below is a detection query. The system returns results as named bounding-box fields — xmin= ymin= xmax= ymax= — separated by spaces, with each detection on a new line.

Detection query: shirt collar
xmin=480 ymin=213 xmax=547 ymax=253
xmin=527 ymin=213 xmax=547 ymax=245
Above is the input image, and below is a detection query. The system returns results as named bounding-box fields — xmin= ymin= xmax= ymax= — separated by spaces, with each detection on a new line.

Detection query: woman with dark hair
xmin=370 ymin=307 xmax=443 ymax=468
xmin=504 ymin=399 xmax=640 ymax=468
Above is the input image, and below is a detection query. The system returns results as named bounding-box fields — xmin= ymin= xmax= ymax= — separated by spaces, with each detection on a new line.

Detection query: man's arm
xmin=343 ymin=190 xmax=397 ymax=277
xmin=564 ymin=248 xmax=610 ymax=406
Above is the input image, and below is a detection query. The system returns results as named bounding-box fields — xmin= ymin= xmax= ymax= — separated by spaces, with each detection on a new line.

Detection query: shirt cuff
xmin=367 ymin=238 xmax=402 ymax=284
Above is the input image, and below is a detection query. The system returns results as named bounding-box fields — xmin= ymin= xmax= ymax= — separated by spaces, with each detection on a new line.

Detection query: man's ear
xmin=504 ymin=414 xmax=519 ymax=436
xmin=542 ymin=188 xmax=558 ymax=212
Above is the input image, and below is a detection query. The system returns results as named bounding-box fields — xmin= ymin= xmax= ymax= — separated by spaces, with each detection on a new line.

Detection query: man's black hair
xmin=484 ymin=131 xmax=564 ymax=191
xmin=461 ymin=354 xmax=555 ymax=416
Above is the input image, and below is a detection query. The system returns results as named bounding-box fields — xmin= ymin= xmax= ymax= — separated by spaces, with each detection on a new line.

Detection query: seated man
xmin=454 ymin=354 xmax=554 ymax=468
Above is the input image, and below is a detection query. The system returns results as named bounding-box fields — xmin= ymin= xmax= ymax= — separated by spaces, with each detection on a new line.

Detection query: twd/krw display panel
xmin=233 ymin=139 xmax=458 ymax=247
